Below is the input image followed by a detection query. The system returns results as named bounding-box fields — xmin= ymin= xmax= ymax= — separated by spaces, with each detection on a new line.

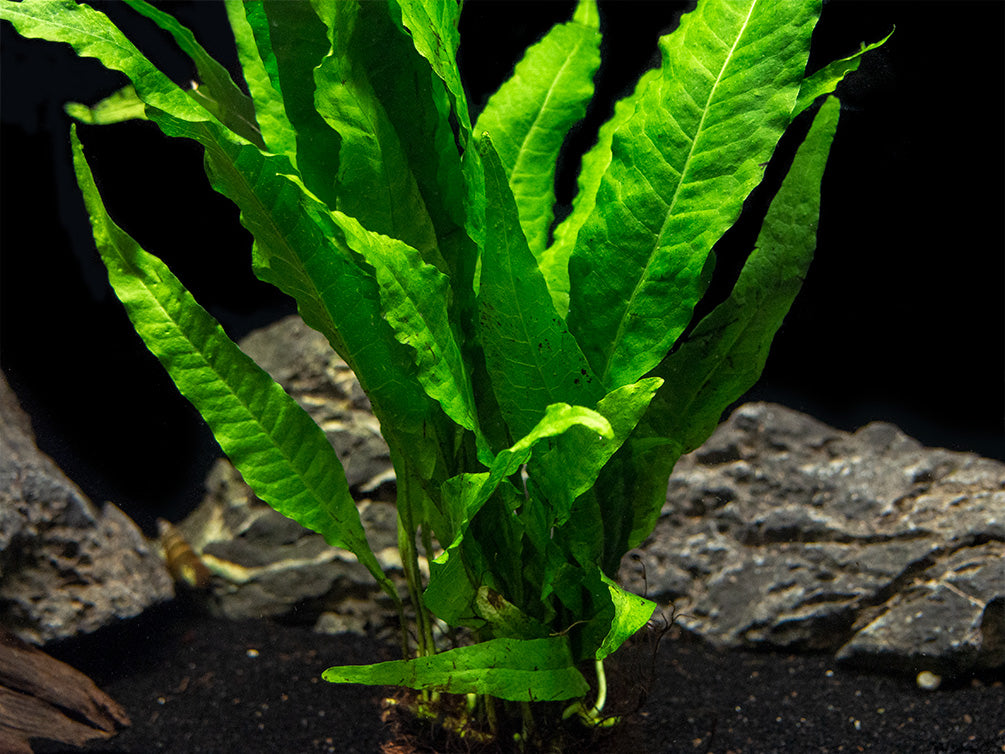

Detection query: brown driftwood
xmin=0 ymin=629 xmax=129 ymax=752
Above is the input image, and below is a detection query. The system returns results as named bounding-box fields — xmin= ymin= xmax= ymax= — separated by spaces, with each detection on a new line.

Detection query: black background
xmin=2 ymin=1 xmax=1002 ymax=532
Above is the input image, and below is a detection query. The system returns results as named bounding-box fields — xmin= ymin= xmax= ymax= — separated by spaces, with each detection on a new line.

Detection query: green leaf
xmin=324 ymin=636 xmax=589 ymax=702
xmin=298 ymin=193 xmax=479 ymax=445
xmin=597 ymin=575 xmax=655 ymax=660
xmin=520 ymin=385 xmax=660 ymax=659
xmin=70 ymin=126 xmax=395 ymax=601
xmin=794 ymin=29 xmax=892 ymax=117
xmin=121 ymin=0 xmax=264 ymax=147
xmin=342 ymin=0 xmax=476 ymax=304
xmin=650 ymin=96 xmax=842 ymax=454
xmin=564 ymin=432 xmax=681 ymax=576
xmin=443 ymin=403 xmax=613 ymax=543
xmin=474 ymin=0 xmax=601 ymax=256
xmin=477 ymin=135 xmax=603 ymax=441
xmin=391 ymin=0 xmax=482 ymax=260
xmin=0 ymin=0 xmax=207 ymax=123
xmin=529 ymin=377 xmax=663 ymax=532
xmin=223 ymin=0 xmax=297 ymax=156
xmin=260 ymin=0 xmax=341 ymax=206
xmin=394 ymin=0 xmax=470 ymax=143
xmin=567 ymin=0 xmax=821 ymax=388
xmin=424 ymin=403 xmax=614 ymax=626
xmin=420 ymin=516 xmax=480 ymax=626
xmin=371 ymin=1 xmax=468 ymax=228
xmin=146 ymin=113 xmax=444 ymax=476
xmin=473 ymin=586 xmax=550 ymax=640
xmin=65 ymin=85 xmax=146 ymax=125
xmin=544 ymin=65 xmax=661 ymax=317
xmin=540 ymin=560 xmax=613 ymax=660
xmin=312 ymin=0 xmax=439 ymax=261
xmin=582 ymin=96 xmax=842 ymax=578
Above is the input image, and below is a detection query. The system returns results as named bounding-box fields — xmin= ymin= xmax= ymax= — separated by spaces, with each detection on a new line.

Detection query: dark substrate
xmin=34 ymin=599 xmax=1004 ymax=754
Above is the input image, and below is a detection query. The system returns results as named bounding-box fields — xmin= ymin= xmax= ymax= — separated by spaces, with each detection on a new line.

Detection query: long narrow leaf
xmin=65 ymin=84 xmax=146 ymax=125
xmin=289 ymin=187 xmax=479 ymax=444
xmin=368 ymin=0 xmax=469 ymax=233
xmin=651 ymin=96 xmax=842 ymax=453
xmin=260 ymin=0 xmax=341 ymax=207
xmin=477 ymin=136 xmax=603 ymax=441
xmin=324 ymin=636 xmax=589 ymax=702
xmin=552 ymin=0 xmax=818 ymax=318
xmin=392 ymin=0 xmax=483 ymax=253
xmin=223 ymin=0 xmax=296 ymax=157
xmin=328 ymin=213 xmax=473 ymax=437
xmin=312 ymin=1 xmax=439 ymax=261
xmin=475 ymin=0 xmax=601 ymax=256
xmin=70 ymin=126 xmax=396 ymax=601
xmin=794 ymin=30 xmax=892 ymax=117
xmin=0 ymin=0 xmax=207 ymax=123
xmin=394 ymin=0 xmax=470 ymax=144
xmin=583 ymin=96 xmax=842 ymax=577
xmin=567 ymin=0 xmax=821 ymax=388
xmin=544 ymin=65 xmax=661 ymax=317
xmin=342 ymin=0 xmax=476 ymax=302
xmin=146 ymin=112 xmax=445 ymax=478
xmin=122 ymin=0 xmax=264 ymax=147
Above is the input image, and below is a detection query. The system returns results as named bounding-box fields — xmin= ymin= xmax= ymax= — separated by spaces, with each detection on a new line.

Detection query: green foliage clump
xmin=1 ymin=0 xmax=886 ymax=743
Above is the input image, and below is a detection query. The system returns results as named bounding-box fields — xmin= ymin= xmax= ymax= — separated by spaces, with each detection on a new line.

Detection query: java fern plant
xmin=1 ymin=0 xmax=887 ymax=743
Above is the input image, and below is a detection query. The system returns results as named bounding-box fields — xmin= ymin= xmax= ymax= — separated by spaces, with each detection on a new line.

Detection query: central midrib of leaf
xmin=601 ymin=1 xmax=757 ymax=386
xmin=509 ymin=36 xmax=584 ymax=189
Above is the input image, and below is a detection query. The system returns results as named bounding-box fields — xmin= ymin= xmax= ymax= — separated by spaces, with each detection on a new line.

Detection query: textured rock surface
xmin=176 ymin=459 xmax=401 ymax=637
xmin=0 ymin=372 xmax=173 ymax=645
xmin=621 ymin=402 xmax=1004 ymax=676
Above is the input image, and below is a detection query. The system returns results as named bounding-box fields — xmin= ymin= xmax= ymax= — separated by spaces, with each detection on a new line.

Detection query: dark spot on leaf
xmin=487 ymin=589 xmax=504 ymax=609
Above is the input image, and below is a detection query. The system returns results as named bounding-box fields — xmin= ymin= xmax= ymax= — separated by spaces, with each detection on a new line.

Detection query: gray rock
xmin=176 ymin=459 xmax=402 ymax=633
xmin=0 ymin=372 xmax=173 ymax=645
xmin=622 ymin=402 xmax=1004 ymax=676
